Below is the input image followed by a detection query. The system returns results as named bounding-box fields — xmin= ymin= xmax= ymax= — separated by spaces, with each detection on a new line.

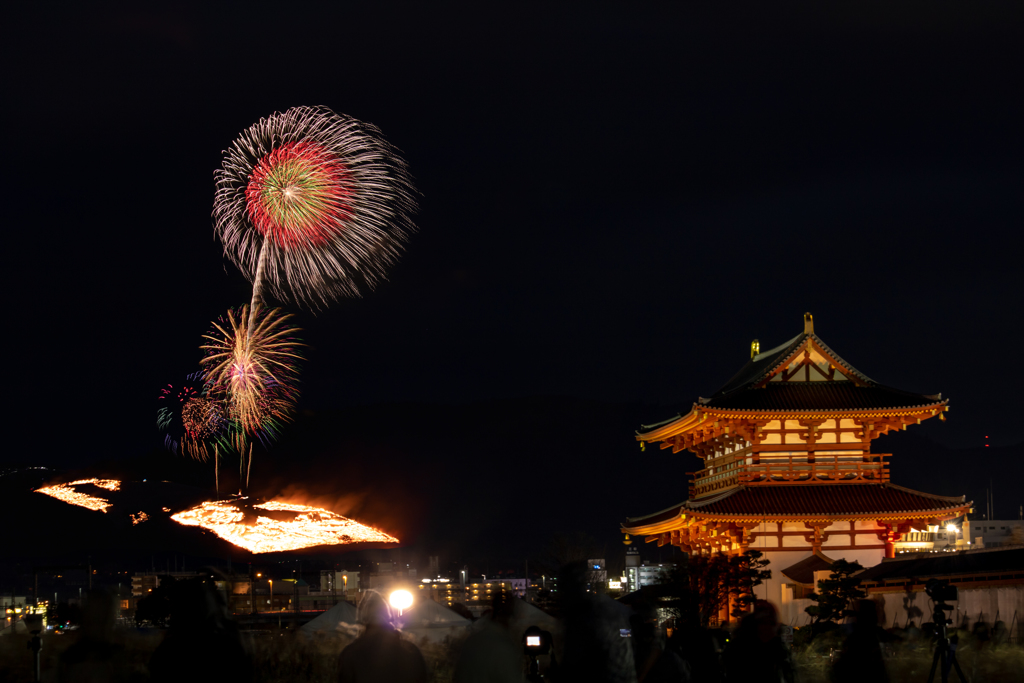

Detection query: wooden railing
xmin=689 ymin=453 xmax=891 ymax=497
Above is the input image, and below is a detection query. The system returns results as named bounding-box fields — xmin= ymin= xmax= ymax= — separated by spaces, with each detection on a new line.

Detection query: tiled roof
xmin=857 ymin=547 xmax=1024 ymax=582
xmin=639 ymin=330 xmax=944 ymax=436
xmin=686 ymin=484 xmax=965 ymax=517
xmin=781 ymin=552 xmax=834 ymax=585
xmin=701 ymin=383 xmax=942 ymax=412
xmin=713 ymin=333 xmax=805 ymax=396
xmin=622 ymin=484 xmax=967 ymax=527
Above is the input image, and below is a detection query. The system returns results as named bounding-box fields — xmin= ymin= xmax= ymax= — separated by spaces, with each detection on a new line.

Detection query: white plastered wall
xmin=745 ymin=521 xmax=886 ymax=625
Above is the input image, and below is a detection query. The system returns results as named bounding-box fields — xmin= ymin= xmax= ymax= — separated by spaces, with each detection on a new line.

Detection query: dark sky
xmin=7 ymin=3 xmax=1023 ymax=478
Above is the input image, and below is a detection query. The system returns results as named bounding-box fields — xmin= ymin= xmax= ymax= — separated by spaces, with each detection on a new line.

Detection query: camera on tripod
xmin=524 ymin=626 xmax=553 ymax=682
xmin=926 ymin=578 xmax=958 ymax=626
xmin=925 ymin=578 xmax=958 ymax=604
xmin=923 ymin=578 xmax=966 ymax=682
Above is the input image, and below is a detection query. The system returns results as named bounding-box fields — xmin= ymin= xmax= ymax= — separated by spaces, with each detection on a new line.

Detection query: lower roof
xmin=781 ymin=551 xmax=834 ymax=585
xmin=857 ymin=546 xmax=1024 ymax=582
xmin=622 ymin=483 xmax=969 ymax=529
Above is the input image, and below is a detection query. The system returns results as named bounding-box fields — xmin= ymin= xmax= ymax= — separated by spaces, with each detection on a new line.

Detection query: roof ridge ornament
xmin=750 ymin=339 xmax=760 ymax=359
xmin=804 ymin=312 xmax=814 ymax=334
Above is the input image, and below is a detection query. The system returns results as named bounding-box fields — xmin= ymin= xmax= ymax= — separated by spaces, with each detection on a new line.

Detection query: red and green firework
xmin=214 ymin=106 xmax=417 ymax=309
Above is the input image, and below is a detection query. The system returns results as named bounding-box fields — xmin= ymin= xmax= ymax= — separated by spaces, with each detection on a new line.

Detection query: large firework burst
xmin=214 ymin=105 xmax=417 ymax=310
xmin=200 ymin=304 xmax=303 ymax=450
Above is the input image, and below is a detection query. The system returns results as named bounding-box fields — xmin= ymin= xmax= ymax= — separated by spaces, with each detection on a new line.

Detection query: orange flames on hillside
xmin=130 ymin=511 xmax=150 ymax=525
xmin=36 ymin=479 xmax=121 ymax=512
xmin=171 ymin=499 xmax=399 ymax=553
xmin=35 ymin=479 xmax=395 ymax=553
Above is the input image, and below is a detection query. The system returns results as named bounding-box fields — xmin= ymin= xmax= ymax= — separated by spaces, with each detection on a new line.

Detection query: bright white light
xmin=389 ymin=589 xmax=413 ymax=612
xmin=946 ymin=524 xmax=958 ymax=534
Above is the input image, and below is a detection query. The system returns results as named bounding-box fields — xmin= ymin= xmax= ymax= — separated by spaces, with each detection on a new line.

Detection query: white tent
xmin=300 ymin=600 xmax=359 ymax=635
xmin=398 ymin=598 xmax=471 ymax=645
xmin=507 ymin=598 xmax=561 ymax=643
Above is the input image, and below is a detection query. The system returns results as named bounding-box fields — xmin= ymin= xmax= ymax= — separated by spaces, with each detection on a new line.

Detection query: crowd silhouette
xmin=23 ymin=564 xmax=1018 ymax=683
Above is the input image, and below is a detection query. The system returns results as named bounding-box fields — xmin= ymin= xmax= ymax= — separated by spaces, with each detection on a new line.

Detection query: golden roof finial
xmin=804 ymin=312 xmax=814 ymax=334
xmin=750 ymin=339 xmax=760 ymax=359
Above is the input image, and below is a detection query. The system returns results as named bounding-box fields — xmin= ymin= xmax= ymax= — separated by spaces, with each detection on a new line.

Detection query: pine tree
xmin=729 ymin=549 xmax=772 ymax=618
xmin=804 ymin=558 xmax=865 ymax=633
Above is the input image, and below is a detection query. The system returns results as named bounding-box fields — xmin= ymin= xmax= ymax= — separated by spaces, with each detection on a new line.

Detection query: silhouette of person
xmin=630 ymin=604 xmax=689 ymax=683
xmin=667 ymin=616 xmax=722 ymax=683
xmin=723 ymin=601 xmax=793 ymax=683
xmin=337 ymin=590 xmax=428 ymax=683
xmin=149 ymin=574 xmax=251 ymax=683
xmin=832 ymin=599 xmax=888 ymax=683
xmin=58 ymin=589 xmax=133 ymax=683
xmin=554 ymin=561 xmax=637 ymax=683
xmin=454 ymin=591 xmax=524 ymax=683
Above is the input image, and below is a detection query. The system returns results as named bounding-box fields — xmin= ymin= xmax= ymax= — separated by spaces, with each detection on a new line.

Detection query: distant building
xmin=501 ymin=578 xmax=528 ymax=598
xmin=622 ymin=548 xmax=675 ymax=593
xmin=366 ymin=561 xmax=416 ymax=590
xmin=967 ymin=520 xmax=1024 ymax=548
xmin=893 ymin=521 xmax=969 ymax=554
xmin=417 ymin=578 xmax=515 ymax=615
xmin=586 ymin=558 xmax=607 ymax=588
xmin=131 ymin=571 xmax=205 ymax=597
xmin=319 ymin=570 xmax=360 ymax=596
xmin=637 ymin=563 xmax=674 ymax=588
xmin=625 ymin=547 xmax=641 ymax=592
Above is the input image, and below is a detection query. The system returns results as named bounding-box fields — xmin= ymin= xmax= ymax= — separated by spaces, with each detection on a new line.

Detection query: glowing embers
xmin=35 ymin=479 xmax=122 ymax=513
xmin=170 ymin=499 xmax=398 ymax=553
xmin=130 ymin=512 xmax=150 ymax=525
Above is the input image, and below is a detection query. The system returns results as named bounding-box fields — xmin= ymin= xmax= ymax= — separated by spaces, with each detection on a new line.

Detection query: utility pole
xmin=293 ymin=566 xmax=299 ymax=629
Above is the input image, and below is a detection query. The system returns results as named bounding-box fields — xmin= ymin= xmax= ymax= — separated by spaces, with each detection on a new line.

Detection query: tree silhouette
xmin=804 ymin=559 xmax=865 ymax=634
xmin=658 ymin=551 xmax=773 ymax=627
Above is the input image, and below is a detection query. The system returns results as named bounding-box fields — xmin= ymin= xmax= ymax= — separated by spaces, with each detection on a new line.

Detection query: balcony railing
xmin=689 ymin=453 xmax=890 ymax=498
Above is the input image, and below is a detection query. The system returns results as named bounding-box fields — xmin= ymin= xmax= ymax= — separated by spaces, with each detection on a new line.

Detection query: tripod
xmin=926 ymin=604 xmax=967 ymax=683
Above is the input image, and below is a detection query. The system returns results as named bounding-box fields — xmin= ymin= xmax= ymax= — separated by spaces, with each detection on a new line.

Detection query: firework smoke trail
xmin=201 ymin=305 xmax=303 ymax=489
xmin=214 ymin=106 xmax=418 ymax=312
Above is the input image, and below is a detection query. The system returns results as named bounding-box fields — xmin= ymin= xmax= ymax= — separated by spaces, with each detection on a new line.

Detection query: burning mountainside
xmin=36 ymin=478 xmax=121 ymax=512
xmin=34 ymin=478 xmax=398 ymax=553
xmin=171 ymin=499 xmax=399 ymax=553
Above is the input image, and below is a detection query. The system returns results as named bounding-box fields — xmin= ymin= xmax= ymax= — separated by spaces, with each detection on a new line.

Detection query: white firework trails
xmin=214 ymin=105 xmax=418 ymax=309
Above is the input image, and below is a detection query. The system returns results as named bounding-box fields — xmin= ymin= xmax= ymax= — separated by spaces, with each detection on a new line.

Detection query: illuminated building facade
xmin=621 ymin=314 xmax=971 ymax=622
xmin=623 ymin=548 xmax=675 ymax=593
xmin=417 ymin=578 xmax=514 ymax=612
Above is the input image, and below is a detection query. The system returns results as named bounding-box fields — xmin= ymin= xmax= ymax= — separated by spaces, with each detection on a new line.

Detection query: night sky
xmin=7 ymin=5 xmax=1023 ymax=560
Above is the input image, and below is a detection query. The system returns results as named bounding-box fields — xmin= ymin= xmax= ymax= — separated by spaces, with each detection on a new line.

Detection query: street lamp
xmin=268 ymin=579 xmax=273 ymax=611
xmin=389 ymin=590 xmax=413 ymax=617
